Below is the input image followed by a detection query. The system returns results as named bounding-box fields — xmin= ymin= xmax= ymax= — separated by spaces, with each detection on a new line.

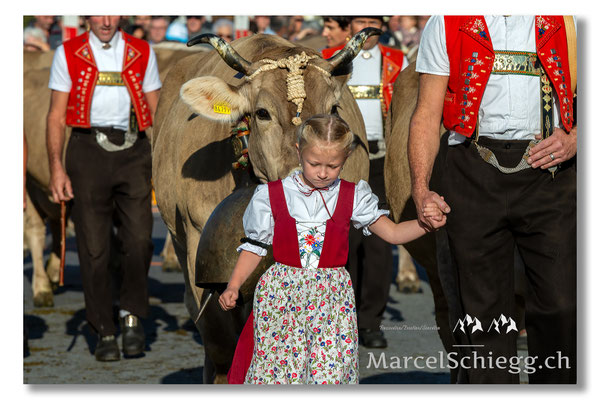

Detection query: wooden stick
xmin=59 ymin=200 xmax=66 ymax=286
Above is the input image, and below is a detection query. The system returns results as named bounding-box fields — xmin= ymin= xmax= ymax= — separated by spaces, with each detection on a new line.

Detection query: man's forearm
xmin=46 ymin=115 xmax=66 ymax=170
xmin=408 ymin=110 xmax=441 ymax=195
xmin=407 ymin=73 xmax=448 ymax=196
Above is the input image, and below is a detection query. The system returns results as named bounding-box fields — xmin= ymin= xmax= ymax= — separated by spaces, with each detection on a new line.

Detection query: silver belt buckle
xmin=95 ymin=128 xmax=137 ymax=152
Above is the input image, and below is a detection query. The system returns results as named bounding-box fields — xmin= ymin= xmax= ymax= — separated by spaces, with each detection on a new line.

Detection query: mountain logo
xmin=453 ymin=314 xmax=518 ymax=335
xmin=452 ymin=314 xmax=483 ymax=334
xmin=487 ymin=314 xmax=518 ymax=334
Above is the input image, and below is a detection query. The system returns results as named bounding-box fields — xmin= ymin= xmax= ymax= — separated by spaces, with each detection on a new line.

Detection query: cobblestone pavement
xmin=23 ymin=210 xmax=459 ymax=384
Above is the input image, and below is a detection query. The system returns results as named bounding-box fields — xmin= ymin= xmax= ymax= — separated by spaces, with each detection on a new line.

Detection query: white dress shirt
xmin=348 ymin=45 xmax=409 ymax=141
xmin=49 ymin=30 xmax=162 ymax=131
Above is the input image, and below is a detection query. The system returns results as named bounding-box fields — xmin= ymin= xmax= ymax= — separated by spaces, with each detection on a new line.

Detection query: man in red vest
xmin=408 ymin=16 xmax=576 ymax=383
xmin=46 ymin=16 xmax=161 ymax=362
xmin=323 ymin=16 xmax=408 ymax=349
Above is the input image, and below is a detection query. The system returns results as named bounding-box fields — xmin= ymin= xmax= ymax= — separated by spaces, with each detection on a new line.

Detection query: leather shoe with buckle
xmin=359 ymin=328 xmax=388 ymax=349
xmin=95 ymin=335 xmax=120 ymax=361
xmin=121 ymin=314 xmax=145 ymax=356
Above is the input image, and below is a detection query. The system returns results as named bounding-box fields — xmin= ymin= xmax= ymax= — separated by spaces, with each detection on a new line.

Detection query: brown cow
xmin=151 ymin=30 xmax=380 ymax=383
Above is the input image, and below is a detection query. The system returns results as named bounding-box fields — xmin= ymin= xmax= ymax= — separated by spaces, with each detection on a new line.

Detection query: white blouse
xmin=237 ymin=171 xmax=389 ymax=264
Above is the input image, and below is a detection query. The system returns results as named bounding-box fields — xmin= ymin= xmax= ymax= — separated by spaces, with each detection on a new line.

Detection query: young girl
xmin=219 ymin=114 xmax=445 ymax=384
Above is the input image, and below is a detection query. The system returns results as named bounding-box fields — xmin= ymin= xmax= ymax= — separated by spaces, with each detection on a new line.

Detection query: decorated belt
xmin=473 ymin=50 xmax=558 ymax=178
xmin=96 ymin=71 xmax=125 ymax=86
xmin=348 ymin=85 xmax=381 ymax=100
xmin=492 ymin=51 xmax=541 ymax=77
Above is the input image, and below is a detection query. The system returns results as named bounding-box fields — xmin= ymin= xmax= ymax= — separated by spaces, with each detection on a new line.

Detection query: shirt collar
xmin=291 ymin=170 xmax=340 ymax=193
xmin=88 ymin=29 xmax=122 ymax=50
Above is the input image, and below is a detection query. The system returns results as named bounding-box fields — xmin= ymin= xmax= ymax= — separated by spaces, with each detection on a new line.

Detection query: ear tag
xmin=234 ymin=71 xmax=245 ymax=79
xmin=213 ymin=102 xmax=231 ymax=115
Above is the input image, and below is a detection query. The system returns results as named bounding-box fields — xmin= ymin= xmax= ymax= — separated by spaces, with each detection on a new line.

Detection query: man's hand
xmin=413 ymin=188 xmax=450 ymax=232
xmin=49 ymin=165 xmax=74 ymax=203
xmin=528 ymin=126 xmax=577 ymax=169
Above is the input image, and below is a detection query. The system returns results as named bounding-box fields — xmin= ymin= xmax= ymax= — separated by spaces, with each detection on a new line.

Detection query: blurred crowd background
xmin=23 ymin=15 xmax=431 ymax=62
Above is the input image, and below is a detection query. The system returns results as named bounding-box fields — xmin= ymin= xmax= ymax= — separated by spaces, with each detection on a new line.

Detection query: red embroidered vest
xmin=226 ymin=178 xmax=356 ymax=384
xmin=322 ymin=43 xmax=405 ymax=114
xmin=63 ymin=30 xmax=153 ymax=131
xmin=443 ymin=16 xmax=575 ymax=137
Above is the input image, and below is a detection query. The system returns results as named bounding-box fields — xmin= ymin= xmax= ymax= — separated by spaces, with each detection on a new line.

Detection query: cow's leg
xmin=160 ymin=232 xmax=181 ymax=272
xmin=181 ymin=226 xmax=232 ymax=384
xmin=395 ymin=245 xmax=421 ymax=293
xmin=198 ymin=290 xmax=251 ymax=384
xmin=24 ymin=193 xmax=53 ymax=307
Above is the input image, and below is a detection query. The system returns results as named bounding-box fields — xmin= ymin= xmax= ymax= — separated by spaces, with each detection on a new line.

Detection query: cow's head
xmin=180 ymin=28 xmax=380 ymax=182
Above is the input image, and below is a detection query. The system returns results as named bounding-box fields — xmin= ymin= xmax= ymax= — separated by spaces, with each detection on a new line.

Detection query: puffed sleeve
xmin=236 ymin=184 xmax=273 ymax=256
xmin=351 ymin=180 xmax=390 ymax=236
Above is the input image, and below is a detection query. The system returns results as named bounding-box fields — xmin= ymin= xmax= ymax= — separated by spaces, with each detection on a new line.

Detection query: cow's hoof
xmin=46 ymin=254 xmax=61 ymax=291
xmin=397 ymin=278 xmax=421 ymax=294
xmin=213 ymin=374 xmax=228 ymax=384
xmin=161 ymin=258 xmax=181 ymax=273
xmin=33 ymin=291 xmax=54 ymax=308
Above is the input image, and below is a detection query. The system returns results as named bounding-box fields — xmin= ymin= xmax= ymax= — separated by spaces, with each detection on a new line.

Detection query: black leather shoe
xmin=121 ymin=314 xmax=145 ymax=356
xmin=359 ymin=328 xmax=388 ymax=349
xmin=95 ymin=335 xmax=120 ymax=361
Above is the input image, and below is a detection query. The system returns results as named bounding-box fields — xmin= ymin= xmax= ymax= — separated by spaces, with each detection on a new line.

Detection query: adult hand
xmin=49 ymin=165 xmax=74 ymax=203
xmin=413 ymin=188 xmax=450 ymax=232
xmin=528 ymin=127 xmax=577 ymax=170
xmin=218 ymin=286 xmax=239 ymax=311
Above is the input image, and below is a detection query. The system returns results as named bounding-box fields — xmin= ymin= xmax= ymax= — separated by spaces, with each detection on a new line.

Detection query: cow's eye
xmin=331 ymin=105 xmax=339 ymax=115
xmin=255 ymin=108 xmax=271 ymax=120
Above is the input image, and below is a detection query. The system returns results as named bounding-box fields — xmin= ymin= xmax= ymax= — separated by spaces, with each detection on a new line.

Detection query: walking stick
xmin=59 ymin=200 xmax=66 ymax=286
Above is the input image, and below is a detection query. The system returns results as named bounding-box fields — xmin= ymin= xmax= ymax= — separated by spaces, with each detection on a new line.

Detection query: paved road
xmin=23 ymin=209 xmax=455 ymax=384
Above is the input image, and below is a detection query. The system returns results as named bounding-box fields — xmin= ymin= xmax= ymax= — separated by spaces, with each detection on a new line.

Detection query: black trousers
xmin=66 ymin=128 xmax=153 ymax=336
xmin=346 ymin=157 xmax=394 ymax=330
xmin=441 ymin=137 xmax=576 ymax=384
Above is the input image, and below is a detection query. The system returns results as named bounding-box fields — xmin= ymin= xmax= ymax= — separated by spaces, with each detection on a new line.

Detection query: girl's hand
xmin=219 ymin=286 xmax=239 ymax=311
xmin=422 ymin=202 xmax=444 ymax=221
xmin=423 ymin=202 xmax=447 ymax=229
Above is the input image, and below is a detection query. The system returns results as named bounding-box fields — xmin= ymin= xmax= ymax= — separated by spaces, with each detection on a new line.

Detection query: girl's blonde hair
xmin=296 ymin=114 xmax=356 ymax=156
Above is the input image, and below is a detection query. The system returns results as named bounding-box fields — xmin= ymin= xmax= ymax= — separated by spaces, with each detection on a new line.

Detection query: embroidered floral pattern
xmin=471 ymin=18 xmax=490 ymax=41
xmin=298 ymin=226 xmax=324 ymax=268
xmin=536 ymin=16 xmax=551 ymax=39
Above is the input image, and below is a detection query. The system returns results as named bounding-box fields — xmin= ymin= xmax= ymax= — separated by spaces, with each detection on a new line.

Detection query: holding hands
xmin=413 ymin=188 xmax=450 ymax=232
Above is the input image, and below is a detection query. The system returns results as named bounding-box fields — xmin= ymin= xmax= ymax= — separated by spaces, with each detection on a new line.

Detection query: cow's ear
xmin=180 ymin=76 xmax=250 ymax=122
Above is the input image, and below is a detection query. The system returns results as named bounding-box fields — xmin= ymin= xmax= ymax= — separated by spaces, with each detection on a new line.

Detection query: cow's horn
xmin=187 ymin=33 xmax=252 ymax=76
xmin=325 ymin=27 xmax=383 ymax=71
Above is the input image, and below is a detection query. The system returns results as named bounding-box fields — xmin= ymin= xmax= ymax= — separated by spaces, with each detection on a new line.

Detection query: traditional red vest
xmin=442 ymin=16 xmax=575 ymax=137
xmin=227 ymin=178 xmax=356 ymax=384
xmin=63 ymin=30 xmax=153 ymax=131
xmin=322 ymin=43 xmax=405 ymax=113
xmin=269 ymin=179 xmax=355 ymax=269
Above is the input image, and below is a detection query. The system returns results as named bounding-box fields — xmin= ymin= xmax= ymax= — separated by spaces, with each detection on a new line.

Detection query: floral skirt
xmin=244 ymin=263 xmax=359 ymax=384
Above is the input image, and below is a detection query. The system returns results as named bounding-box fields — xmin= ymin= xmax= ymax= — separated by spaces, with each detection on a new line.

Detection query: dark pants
xmin=346 ymin=157 xmax=394 ymax=330
xmin=66 ymin=128 xmax=153 ymax=336
xmin=441 ymin=137 xmax=576 ymax=384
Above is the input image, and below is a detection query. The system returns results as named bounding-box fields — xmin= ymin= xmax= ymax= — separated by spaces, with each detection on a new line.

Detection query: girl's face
xmin=296 ymin=141 xmax=347 ymax=189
